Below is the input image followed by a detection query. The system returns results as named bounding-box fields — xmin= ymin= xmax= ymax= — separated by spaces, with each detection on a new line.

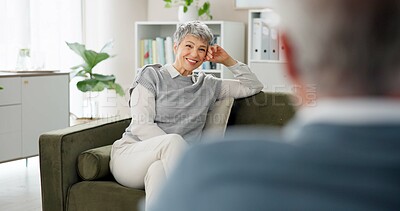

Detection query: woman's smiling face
xmin=173 ymin=34 xmax=208 ymax=75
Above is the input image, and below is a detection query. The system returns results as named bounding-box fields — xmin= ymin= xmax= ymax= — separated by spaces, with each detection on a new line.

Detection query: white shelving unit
xmin=135 ymin=21 xmax=245 ymax=79
xmin=248 ymin=9 xmax=291 ymax=92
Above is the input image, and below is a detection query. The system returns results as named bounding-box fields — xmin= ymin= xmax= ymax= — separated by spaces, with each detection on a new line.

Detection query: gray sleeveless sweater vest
xmin=131 ymin=64 xmax=222 ymax=144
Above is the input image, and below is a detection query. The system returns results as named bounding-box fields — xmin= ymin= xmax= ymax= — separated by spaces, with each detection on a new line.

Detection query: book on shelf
xmin=139 ymin=35 xmax=227 ymax=68
xmin=139 ymin=37 xmax=174 ymax=67
xmin=140 ymin=39 xmax=145 ymax=67
xmin=151 ymin=40 xmax=157 ymax=64
xmin=142 ymin=39 xmax=151 ymax=66
xmin=156 ymin=37 xmax=165 ymax=65
xmin=165 ymin=36 xmax=174 ymax=64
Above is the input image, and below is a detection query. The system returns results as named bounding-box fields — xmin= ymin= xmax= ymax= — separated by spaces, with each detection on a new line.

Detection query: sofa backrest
xmin=228 ymin=91 xmax=296 ymax=127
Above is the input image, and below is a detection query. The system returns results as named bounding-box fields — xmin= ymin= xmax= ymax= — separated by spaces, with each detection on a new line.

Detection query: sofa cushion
xmin=77 ymin=145 xmax=112 ymax=180
xmin=67 ymin=181 xmax=145 ymax=211
xmin=202 ymin=97 xmax=234 ymax=139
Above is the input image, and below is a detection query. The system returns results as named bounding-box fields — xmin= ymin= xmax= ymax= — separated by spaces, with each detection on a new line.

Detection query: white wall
xmin=147 ymin=0 xmax=250 ymax=60
xmin=83 ymin=0 xmax=147 ymax=118
xmin=147 ymin=0 xmax=248 ymax=23
xmin=82 ymin=0 xmax=253 ymax=118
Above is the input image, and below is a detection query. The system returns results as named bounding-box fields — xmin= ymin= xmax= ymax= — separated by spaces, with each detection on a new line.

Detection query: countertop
xmin=0 ymin=70 xmax=69 ymax=77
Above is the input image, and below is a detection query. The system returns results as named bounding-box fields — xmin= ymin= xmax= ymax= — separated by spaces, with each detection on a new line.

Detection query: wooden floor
xmin=0 ymin=156 xmax=41 ymax=211
xmin=0 ymin=119 xmax=100 ymax=210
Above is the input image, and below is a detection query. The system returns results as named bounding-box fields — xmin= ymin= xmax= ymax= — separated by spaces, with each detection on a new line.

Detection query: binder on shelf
xmin=251 ymin=18 xmax=262 ymax=60
xmin=260 ymin=22 xmax=270 ymax=60
xmin=269 ymin=26 xmax=279 ymax=60
xmin=278 ymin=31 xmax=287 ymax=62
xmin=260 ymin=8 xmax=280 ymax=61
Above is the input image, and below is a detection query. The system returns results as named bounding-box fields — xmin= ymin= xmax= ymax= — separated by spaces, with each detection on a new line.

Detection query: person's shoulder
xmin=136 ymin=64 xmax=164 ymax=81
xmin=138 ymin=64 xmax=162 ymax=75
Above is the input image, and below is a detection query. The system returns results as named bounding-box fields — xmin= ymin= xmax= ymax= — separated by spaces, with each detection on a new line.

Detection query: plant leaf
xmin=84 ymin=50 xmax=110 ymax=70
xmin=198 ymin=8 xmax=205 ymax=16
xmin=77 ymin=79 xmax=106 ymax=92
xmin=164 ymin=0 xmax=172 ymax=7
xmin=76 ymin=69 xmax=89 ymax=77
xmin=92 ymin=73 xmax=116 ymax=82
xmin=108 ymin=82 xmax=125 ymax=96
xmin=77 ymin=79 xmax=97 ymax=92
xmin=198 ymin=2 xmax=210 ymax=16
xmin=67 ymin=42 xmax=111 ymax=74
xmin=66 ymin=42 xmax=89 ymax=64
xmin=76 ymin=78 xmax=124 ymax=96
xmin=100 ymin=40 xmax=114 ymax=53
xmin=92 ymin=81 xmax=107 ymax=92
xmin=70 ymin=64 xmax=84 ymax=70
xmin=203 ymin=2 xmax=209 ymax=10
xmin=185 ymin=0 xmax=193 ymax=6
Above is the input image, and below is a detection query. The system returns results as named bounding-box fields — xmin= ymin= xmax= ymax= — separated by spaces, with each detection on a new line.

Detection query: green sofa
xmin=39 ymin=92 xmax=296 ymax=211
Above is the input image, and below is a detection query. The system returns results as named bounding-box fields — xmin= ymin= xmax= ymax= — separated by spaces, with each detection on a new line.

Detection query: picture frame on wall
xmin=234 ymin=0 xmax=274 ymax=9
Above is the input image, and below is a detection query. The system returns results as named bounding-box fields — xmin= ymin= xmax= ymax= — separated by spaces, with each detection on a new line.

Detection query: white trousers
xmin=110 ymin=134 xmax=188 ymax=209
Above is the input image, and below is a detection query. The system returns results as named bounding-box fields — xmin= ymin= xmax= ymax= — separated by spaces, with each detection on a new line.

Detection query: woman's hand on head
xmin=206 ymin=45 xmax=237 ymax=67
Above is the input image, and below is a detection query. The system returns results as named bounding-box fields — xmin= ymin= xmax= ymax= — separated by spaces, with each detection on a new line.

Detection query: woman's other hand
xmin=206 ymin=45 xmax=237 ymax=67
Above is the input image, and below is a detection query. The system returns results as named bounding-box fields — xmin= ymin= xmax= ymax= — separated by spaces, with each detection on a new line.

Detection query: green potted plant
xmin=67 ymin=41 xmax=124 ymax=119
xmin=164 ymin=0 xmax=213 ymax=21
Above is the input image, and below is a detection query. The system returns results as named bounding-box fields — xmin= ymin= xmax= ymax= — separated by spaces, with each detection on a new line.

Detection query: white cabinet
xmin=135 ymin=21 xmax=245 ymax=79
xmin=0 ymin=73 xmax=69 ymax=162
xmin=0 ymin=77 xmax=22 ymax=162
xmin=248 ymin=9 xmax=291 ymax=92
xmin=0 ymin=105 xmax=22 ymax=162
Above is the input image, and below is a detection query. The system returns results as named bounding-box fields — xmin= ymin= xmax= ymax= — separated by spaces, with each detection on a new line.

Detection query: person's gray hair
xmin=279 ymin=0 xmax=400 ymax=96
xmin=173 ymin=21 xmax=214 ymax=46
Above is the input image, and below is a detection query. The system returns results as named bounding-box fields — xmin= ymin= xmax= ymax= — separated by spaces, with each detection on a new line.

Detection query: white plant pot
xmin=83 ymin=92 xmax=99 ymax=119
xmin=178 ymin=5 xmax=199 ymax=22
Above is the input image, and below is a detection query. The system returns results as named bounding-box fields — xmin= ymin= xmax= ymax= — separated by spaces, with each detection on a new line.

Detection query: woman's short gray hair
xmin=173 ymin=21 xmax=214 ymax=46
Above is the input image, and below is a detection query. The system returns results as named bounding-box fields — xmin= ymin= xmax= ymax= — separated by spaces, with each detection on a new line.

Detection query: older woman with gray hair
xmin=109 ymin=20 xmax=263 ymax=207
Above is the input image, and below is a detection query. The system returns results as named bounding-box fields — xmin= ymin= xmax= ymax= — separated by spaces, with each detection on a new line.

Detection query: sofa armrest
xmin=39 ymin=116 xmax=131 ymax=211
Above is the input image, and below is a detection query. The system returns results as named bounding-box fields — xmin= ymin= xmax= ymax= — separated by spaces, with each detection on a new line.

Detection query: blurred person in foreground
xmin=148 ymin=0 xmax=400 ymax=210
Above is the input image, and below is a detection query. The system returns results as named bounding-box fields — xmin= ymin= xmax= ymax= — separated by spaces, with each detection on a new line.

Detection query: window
xmin=0 ymin=0 xmax=83 ymax=71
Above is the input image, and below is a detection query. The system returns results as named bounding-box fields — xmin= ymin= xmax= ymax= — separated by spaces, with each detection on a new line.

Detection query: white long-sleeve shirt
xmin=129 ymin=62 xmax=263 ymax=141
